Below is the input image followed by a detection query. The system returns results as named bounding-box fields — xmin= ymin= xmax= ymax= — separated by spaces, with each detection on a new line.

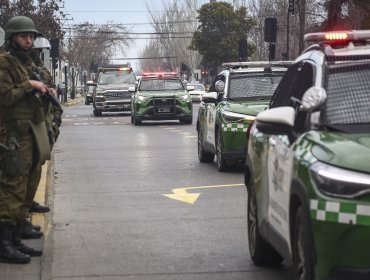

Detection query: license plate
xmin=158 ymin=107 xmax=170 ymax=113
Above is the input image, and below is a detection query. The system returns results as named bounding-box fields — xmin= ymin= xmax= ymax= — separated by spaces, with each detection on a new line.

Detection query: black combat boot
xmin=20 ymin=220 xmax=43 ymax=239
xmin=24 ymin=219 xmax=41 ymax=231
xmin=13 ymin=225 xmax=42 ymax=257
xmin=0 ymin=224 xmax=30 ymax=264
xmin=29 ymin=201 xmax=50 ymax=213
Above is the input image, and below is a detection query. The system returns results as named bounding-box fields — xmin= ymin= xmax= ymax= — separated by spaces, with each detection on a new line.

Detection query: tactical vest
xmin=0 ymin=52 xmax=46 ymax=124
xmin=0 ymin=52 xmax=50 ymax=164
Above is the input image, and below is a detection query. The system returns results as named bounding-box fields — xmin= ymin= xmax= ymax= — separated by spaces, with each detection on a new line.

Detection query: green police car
xmin=131 ymin=72 xmax=193 ymax=125
xmin=245 ymin=31 xmax=370 ymax=280
xmin=197 ymin=61 xmax=292 ymax=171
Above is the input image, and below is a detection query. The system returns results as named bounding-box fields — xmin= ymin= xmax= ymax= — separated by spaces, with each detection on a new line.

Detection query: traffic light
xmin=288 ymin=0 xmax=295 ymax=14
xmin=238 ymin=39 xmax=248 ymax=61
xmin=264 ymin=18 xmax=277 ymax=43
xmin=50 ymin=39 xmax=60 ymax=58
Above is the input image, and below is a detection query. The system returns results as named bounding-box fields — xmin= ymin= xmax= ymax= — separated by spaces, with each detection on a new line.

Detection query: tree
xmin=189 ymin=2 xmax=256 ymax=74
xmin=63 ymin=23 xmax=131 ymax=72
xmin=0 ymin=0 xmax=64 ymax=40
xmin=140 ymin=0 xmax=203 ymax=74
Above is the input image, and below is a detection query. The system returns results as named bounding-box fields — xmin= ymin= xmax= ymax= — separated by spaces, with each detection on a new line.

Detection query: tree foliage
xmin=63 ymin=23 xmax=131 ymax=71
xmin=140 ymin=0 xmax=202 ymax=73
xmin=0 ymin=0 xmax=64 ymax=40
xmin=189 ymin=2 xmax=256 ymax=72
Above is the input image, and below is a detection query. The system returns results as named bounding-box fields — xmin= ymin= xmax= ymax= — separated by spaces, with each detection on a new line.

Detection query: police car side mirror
xmin=201 ymin=91 xmax=218 ymax=103
xmin=215 ymin=80 xmax=225 ymax=93
xmin=186 ymin=85 xmax=195 ymax=91
xmin=256 ymin=106 xmax=295 ymax=136
xmin=301 ymin=86 xmax=327 ymax=112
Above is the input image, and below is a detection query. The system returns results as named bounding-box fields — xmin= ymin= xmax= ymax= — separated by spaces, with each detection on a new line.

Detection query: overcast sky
xmin=61 ymin=0 xmax=236 ymax=69
xmin=62 ymin=0 xmax=156 ymax=61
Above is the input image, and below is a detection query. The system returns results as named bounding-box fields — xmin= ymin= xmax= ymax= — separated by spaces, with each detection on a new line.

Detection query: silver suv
xmin=93 ymin=67 xmax=136 ymax=116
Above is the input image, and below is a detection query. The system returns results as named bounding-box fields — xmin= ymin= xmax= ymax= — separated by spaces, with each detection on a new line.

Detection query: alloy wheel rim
xmin=216 ymin=132 xmax=222 ymax=167
xmin=248 ymin=188 xmax=257 ymax=254
xmin=296 ymin=219 xmax=306 ymax=280
xmin=198 ymin=131 xmax=202 ymax=158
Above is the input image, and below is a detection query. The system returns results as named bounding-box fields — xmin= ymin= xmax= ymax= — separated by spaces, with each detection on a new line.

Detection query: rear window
xmin=228 ymin=73 xmax=283 ymax=100
xmin=98 ymin=72 xmax=136 ymax=85
xmin=322 ymin=63 xmax=370 ymax=125
xmin=140 ymin=78 xmax=184 ymax=91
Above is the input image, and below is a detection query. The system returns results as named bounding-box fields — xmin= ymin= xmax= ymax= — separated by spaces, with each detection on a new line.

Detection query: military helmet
xmin=33 ymin=37 xmax=51 ymax=49
xmin=5 ymin=16 xmax=39 ymax=41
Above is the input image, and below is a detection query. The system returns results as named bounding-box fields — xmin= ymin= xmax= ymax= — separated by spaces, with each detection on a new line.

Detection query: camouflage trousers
xmin=0 ymin=131 xmax=41 ymax=225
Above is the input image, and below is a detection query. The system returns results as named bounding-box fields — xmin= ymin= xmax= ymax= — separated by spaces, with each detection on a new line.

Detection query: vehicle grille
xmin=153 ymin=98 xmax=175 ymax=106
xmin=104 ymin=91 xmax=131 ymax=100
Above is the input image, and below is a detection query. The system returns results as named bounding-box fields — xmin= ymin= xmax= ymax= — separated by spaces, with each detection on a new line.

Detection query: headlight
xmin=221 ymin=111 xmax=256 ymax=123
xmin=137 ymin=95 xmax=150 ymax=102
xmin=310 ymin=161 xmax=370 ymax=198
xmin=180 ymin=94 xmax=191 ymax=101
xmin=95 ymin=91 xmax=104 ymax=97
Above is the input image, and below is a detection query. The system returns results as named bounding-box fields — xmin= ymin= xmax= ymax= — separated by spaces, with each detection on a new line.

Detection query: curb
xmin=63 ymin=96 xmax=84 ymax=107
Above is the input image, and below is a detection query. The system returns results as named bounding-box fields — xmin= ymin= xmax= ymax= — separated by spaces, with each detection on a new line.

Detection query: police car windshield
xmin=321 ymin=63 xmax=370 ymax=127
xmin=98 ymin=72 xmax=136 ymax=85
xmin=139 ymin=78 xmax=184 ymax=91
xmin=228 ymin=74 xmax=283 ymax=100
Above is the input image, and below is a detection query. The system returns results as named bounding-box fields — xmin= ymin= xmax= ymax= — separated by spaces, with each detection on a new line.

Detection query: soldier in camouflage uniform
xmin=17 ymin=36 xmax=63 ymax=236
xmin=0 ymin=16 xmax=53 ymax=263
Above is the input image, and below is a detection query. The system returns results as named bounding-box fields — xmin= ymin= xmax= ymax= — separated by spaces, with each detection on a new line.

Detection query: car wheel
xmin=93 ymin=109 xmax=102 ymax=117
xmin=248 ymin=181 xmax=283 ymax=266
xmin=292 ymin=207 xmax=315 ymax=280
xmin=131 ymin=114 xmax=134 ymax=124
xmin=215 ymin=129 xmax=228 ymax=171
xmin=134 ymin=117 xmax=142 ymax=126
xmin=198 ymin=129 xmax=214 ymax=163
xmin=85 ymin=100 xmax=89 ymax=105
xmin=184 ymin=117 xmax=193 ymax=125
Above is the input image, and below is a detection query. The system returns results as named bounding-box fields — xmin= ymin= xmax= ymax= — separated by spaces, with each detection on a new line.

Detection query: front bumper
xmin=95 ymin=99 xmax=131 ymax=112
xmin=134 ymin=98 xmax=192 ymax=121
xmin=310 ymin=197 xmax=370 ymax=279
xmin=220 ymin=122 xmax=250 ymax=161
xmin=136 ymin=106 xmax=192 ymax=120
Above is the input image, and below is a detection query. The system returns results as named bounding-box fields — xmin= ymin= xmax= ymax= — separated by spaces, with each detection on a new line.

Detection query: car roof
xmin=222 ymin=61 xmax=293 ymax=74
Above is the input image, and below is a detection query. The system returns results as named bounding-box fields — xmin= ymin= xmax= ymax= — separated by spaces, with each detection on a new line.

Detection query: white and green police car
xmin=197 ymin=61 xmax=291 ymax=171
xmin=131 ymin=72 xmax=193 ymax=125
xmin=245 ymin=31 xmax=370 ymax=280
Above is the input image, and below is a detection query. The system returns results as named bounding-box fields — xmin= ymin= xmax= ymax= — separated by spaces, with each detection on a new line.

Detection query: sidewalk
xmin=0 ymin=97 xmax=83 ymax=280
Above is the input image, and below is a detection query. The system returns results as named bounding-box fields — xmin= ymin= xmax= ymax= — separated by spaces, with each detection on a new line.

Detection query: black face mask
xmin=5 ymin=39 xmax=32 ymax=63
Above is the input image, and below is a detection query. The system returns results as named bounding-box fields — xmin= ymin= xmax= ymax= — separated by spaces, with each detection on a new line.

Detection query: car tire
xmin=93 ymin=109 xmax=102 ymax=117
xmin=184 ymin=117 xmax=193 ymax=125
xmin=85 ymin=100 xmax=89 ymax=105
xmin=198 ymin=129 xmax=214 ymax=163
xmin=134 ymin=117 xmax=142 ymax=126
xmin=248 ymin=181 xmax=283 ymax=266
xmin=292 ymin=206 xmax=315 ymax=280
xmin=131 ymin=114 xmax=134 ymax=124
xmin=215 ymin=129 xmax=228 ymax=171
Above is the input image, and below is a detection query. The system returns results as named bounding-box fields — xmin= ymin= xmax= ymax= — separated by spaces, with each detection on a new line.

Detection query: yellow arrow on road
xmin=163 ymin=183 xmax=244 ymax=204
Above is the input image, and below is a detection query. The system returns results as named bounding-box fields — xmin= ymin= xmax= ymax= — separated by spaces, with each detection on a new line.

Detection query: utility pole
xmin=286 ymin=0 xmax=295 ymax=60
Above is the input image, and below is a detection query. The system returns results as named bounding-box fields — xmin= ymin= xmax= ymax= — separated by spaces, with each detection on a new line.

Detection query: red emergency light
xmin=142 ymin=72 xmax=177 ymax=77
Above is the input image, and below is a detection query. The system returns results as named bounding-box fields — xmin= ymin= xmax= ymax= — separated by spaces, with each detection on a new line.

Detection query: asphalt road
xmin=44 ymin=103 xmax=292 ymax=280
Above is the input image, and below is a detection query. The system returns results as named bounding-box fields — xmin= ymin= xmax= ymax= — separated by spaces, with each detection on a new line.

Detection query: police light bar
xmin=142 ymin=72 xmax=177 ymax=77
xmin=100 ymin=67 xmax=132 ymax=73
xmin=304 ymin=30 xmax=370 ymax=43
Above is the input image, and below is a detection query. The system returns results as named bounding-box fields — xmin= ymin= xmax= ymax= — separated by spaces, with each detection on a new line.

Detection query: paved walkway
xmin=0 ymin=96 xmax=84 ymax=280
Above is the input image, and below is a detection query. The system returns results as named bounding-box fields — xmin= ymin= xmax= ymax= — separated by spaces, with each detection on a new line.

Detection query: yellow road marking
xmin=163 ymin=183 xmax=244 ymax=204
